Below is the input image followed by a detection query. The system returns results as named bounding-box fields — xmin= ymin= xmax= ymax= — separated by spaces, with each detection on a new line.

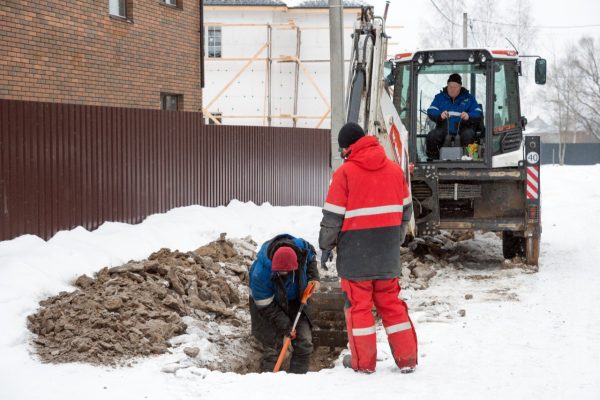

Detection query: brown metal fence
xmin=0 ymin=99 xmax=331 ymax=241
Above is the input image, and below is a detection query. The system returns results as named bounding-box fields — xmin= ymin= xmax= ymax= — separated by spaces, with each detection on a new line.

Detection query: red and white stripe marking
xmin=527 ymin=165 xmax=539 ymax=199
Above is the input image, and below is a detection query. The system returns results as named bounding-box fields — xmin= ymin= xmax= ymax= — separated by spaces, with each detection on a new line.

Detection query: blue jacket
xmin=249 ymin=234 xmax=319 ymax=337
xmin=427 ymin=87 xmax=482 ymax=135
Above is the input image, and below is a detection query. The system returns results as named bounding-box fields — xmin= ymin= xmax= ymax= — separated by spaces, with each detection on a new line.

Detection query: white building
xmin=203 ymin=0 xmax=367 ymax=128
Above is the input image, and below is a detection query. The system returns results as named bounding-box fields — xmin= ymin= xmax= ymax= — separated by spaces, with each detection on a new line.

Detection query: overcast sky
xmin=366 ymin=0 xmax=600 ymax=57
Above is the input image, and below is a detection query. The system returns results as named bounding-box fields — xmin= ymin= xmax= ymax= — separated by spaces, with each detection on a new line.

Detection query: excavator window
xmin=492 ymin=62 xmax=521 ymax=154
xmin=412 ymin=63 xmax=487 ymax=162
xmin=392 ymin=63 xmax=411 ymax=132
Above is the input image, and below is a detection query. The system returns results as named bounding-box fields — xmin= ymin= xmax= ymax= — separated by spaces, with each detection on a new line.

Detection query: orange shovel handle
xmin=272 ymin=282 xmax=317 ymax=372
xmin=273 ymin=336 xmax=292 ymax=372
xmin=301 ymin=280 xmax=317 ymax=304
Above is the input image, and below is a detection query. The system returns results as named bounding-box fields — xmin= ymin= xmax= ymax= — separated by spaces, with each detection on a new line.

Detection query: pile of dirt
xmin=401 ymin=231 xmax=538 ymax=289
xmin=28 ymin=230 xmax=527 ymax=373
xmin=28 ymin=234 xmax=260 ymax=370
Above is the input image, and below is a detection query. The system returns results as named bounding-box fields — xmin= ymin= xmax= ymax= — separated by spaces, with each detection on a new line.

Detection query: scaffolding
xmin=202 ymin=20 xmax=402 ymax=127
xmin=203 ymin=21 xmax=341 ymax=128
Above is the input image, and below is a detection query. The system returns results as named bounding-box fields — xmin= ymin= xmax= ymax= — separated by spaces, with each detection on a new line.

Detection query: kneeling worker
xmin=249 ymin=234 xmax=320 ymax=373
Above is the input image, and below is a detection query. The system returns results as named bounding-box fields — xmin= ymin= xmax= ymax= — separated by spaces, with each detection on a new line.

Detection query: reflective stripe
xmin=254 ymin=295 xmax=274 ymax=307
xmin=428 ymin=106 xmax=439 ymax=111
xmin=474 ymin=108 xmax=482 ymax=112
xmin=448 ymin=111 xmax=462 ymax=117
xmin=352 ymin=326 xmax=377 ymax=336
xmin=345 ymin=205 xmax=403 ymax=218
xmin=385 ymin=322 xmax=412 ymax=335
xmin=403 ymin=196 xmax=412 ymax=206
xmin=323 ymin=202 xmax=346 ymax=215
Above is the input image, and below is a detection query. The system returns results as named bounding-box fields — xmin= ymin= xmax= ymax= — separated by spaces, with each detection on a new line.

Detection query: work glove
xmin=289 ymin=329 xmax=297 ymax=340
xmin=320 ymin=249 xmax=333 ymax=270
xmin=308 ymin=280 xmax=321 ymax=293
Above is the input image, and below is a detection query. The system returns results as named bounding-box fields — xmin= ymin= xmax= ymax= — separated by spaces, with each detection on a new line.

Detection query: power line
xmin=429 ymin=0 xmax=459 ymax=26
xmin=469 ymin=19 xmax=481 ymax=47
xmin=536 ymin=24 xmax=600 ymax=29
xmin=472 ymin=18 xmax=518 ymax=27
xmin=472 ymin=18 xmax=600 ymax=30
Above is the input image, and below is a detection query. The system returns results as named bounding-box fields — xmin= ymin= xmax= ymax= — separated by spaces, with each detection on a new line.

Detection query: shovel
xmin=272 ymin=281 xmax=317 ymax=372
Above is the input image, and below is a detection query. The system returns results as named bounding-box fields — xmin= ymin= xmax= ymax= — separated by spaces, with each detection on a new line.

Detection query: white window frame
xmin=207 ymin=27 xmax=222 ymax=58
xmin=109 ymin=0 xmax=126 ymax=18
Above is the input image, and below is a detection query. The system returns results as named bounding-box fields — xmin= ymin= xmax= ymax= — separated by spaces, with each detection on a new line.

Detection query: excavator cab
xmin=391 ymin=49 xmax=524 ymax=167
xmin=389 ymin=49 xmax=542 ymax=265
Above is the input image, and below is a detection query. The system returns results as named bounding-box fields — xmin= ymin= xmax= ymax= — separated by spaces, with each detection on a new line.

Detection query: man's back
xmin=322 ymin=136 xmax=411 ymax=280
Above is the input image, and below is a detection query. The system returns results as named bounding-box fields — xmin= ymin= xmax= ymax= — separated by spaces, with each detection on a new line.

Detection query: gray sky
xmin=368 ymin=0 xmax=600 ymax=57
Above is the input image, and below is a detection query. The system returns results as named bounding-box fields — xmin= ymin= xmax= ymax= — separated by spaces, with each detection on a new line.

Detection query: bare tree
xmin=420 ymin=0 xmax=538 ymax=52
xmin=419 ymin=0 xmax=466 ymax=48
xmin=507 ymin=0 xmax=538 ymax=53
xmin=570 ymin=37 xmax=600 ymax=141
xmin=468 ymin=0 xmax=502 ymax=47
xmin=545 ymin=49 xmax=580 ymax=165
xmin=544 ymin=36 xmax=600 ymax=165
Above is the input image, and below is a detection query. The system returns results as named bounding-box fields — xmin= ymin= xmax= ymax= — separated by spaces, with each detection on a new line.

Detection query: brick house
xmin=0 ymin=0 xmax=203 ymax=111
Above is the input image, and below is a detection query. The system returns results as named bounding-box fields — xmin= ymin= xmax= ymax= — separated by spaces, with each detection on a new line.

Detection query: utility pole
xmin=329 ymin=0 xmax=344 ymax=170
xmin=463 ymin=13 xmax=468 ymax=48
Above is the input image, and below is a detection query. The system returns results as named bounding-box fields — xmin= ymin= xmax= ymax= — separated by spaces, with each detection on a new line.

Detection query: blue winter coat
xmin=427 ymin=87 xmax=482 ymax=135
xmin=249 ymin=234 xmax=319 ymax=338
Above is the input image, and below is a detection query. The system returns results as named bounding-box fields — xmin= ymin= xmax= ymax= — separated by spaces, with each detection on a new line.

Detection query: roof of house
xmin=292 ymin=0 xmax=367 ymax=7
xmin=525 ymin=117 xmax=600 ymax=144
xmin=205 ymin=0 xmax=286 ymax=6
xmin=205 ymin=0 xmax=367 ymax=7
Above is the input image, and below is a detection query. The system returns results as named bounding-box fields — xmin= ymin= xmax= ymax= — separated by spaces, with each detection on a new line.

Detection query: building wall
xmin=203 ymin=6 xmax=360 ymax=128
xmin=0 ymin=0 xmax=202 ymax=111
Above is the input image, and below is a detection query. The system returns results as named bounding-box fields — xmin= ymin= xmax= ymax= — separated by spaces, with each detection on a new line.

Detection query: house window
xmin=207 ymin=112 xmax=222 ymax=125
xmin=207 ymin=27 xmax=222 ymax=58
xmin=160 ymin=0 xmax=181 ymax=7
xmin=161 ymin=93 xmax=182 ymax=111
xmin=109 ymin=0 xmax=127 ymax=18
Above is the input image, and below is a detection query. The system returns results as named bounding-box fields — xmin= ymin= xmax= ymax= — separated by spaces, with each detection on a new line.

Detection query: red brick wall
xmin=0 ymin=1 xmax=202 ymax=111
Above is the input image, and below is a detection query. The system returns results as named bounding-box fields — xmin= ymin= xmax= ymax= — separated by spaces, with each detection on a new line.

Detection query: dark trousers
xmin=426 ymin=126 xmax=476 ymax=159
xmin=257 ymin=315 xmax=313 ymax=374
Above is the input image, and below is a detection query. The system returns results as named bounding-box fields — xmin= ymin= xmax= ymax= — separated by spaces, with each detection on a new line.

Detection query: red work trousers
xmin=341 ymin=277 xmax=418 ymax=372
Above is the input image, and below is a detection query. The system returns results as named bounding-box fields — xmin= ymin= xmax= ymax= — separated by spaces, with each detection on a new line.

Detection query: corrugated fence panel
xmin=0 ymin=99 xmax=330 ymax=241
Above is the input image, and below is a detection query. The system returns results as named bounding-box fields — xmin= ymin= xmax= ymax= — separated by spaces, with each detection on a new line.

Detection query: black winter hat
xmin=447 ymin=73 xmax=462 ymax=85
xmin=338 ymin=122 xmax=365 ymax=148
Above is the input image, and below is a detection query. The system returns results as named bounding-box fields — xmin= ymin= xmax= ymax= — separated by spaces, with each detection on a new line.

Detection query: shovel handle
xmin=273 ymin=336 xmax=292 ymax=372
xmin=301 ymin=281 xmax=317 ymax=304
xmin=272 ymin=281 xmax=317 ymax=373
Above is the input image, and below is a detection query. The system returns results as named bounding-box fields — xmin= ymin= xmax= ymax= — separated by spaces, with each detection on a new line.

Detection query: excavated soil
xmin=28 ymin=234 xmax=259 ymax=369
xmin=27 ymin=230 xmax=529 ymax=372
xmin=27 ymin=233 xmax=342 ymax=373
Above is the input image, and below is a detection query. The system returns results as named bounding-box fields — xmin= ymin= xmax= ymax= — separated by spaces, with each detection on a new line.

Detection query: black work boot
xmin=343 ymin=354 xmax=374 ymax=374
xmin=342 ymin=354 xmax=352 ymax=369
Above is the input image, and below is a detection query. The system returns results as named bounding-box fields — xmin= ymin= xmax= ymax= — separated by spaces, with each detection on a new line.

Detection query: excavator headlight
xmin=468 ymin=53 xmax=475 ymax=63
xmin=417 ymin=55 xmax=424 ymax=64
xmin=480 ymin=53 xmax=487 ymax=63
xmin=428 ymin=54 xmax=435 ymax=64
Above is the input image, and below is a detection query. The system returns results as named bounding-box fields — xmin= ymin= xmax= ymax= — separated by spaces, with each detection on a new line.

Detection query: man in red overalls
xmin=319 ymin=122 xmax=418 ymax=373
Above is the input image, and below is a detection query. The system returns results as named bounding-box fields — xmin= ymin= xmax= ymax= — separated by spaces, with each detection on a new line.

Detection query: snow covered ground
xmin=1 ymin=165 xmax=599 ymax=399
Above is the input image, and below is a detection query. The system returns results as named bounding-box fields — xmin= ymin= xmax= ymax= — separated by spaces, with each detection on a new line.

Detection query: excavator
xmin=311 ymin=5 xmax=547 ymax=349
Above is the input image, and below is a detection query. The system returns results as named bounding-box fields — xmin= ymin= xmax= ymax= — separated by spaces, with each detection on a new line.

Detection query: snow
xmin=1 ymin=165 xmax=600 ymax=399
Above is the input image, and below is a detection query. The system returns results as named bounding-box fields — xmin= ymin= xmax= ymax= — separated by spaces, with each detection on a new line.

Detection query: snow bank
xmin=1 ymin=166 xmax=599 ymax=399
